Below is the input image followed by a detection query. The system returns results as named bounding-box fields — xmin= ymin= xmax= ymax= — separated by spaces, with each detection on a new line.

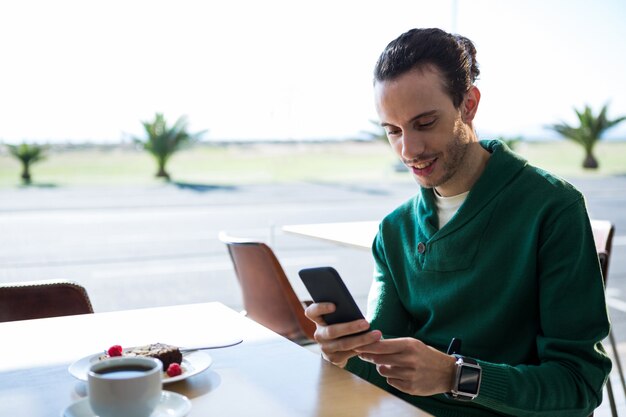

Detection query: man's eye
xmin=418 ymin=119 xmax=436 ymax=129
xmin=386 ymin=129 xmax=401 ymax=136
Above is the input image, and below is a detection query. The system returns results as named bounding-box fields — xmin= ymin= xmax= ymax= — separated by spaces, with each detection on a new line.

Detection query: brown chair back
xmin=0 ymin=279 xmax=94 ymax=323
xmin=591 ymin=219 xmax=615 ymax=284
xmin=590 ymin=220 xmax=620 ymax=417
xmin=220 ymin=233 xmax=316 ymax=344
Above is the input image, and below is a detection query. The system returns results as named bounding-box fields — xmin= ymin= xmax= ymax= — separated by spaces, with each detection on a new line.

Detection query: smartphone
xmin=298 ymin=266 xmax=365 ymax=325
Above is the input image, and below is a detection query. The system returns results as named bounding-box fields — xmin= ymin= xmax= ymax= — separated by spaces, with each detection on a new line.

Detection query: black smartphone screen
xmin=298 ymin=266 xmax=365 ymax=325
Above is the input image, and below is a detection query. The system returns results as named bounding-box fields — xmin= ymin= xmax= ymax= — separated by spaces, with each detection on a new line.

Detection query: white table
xmin=0 ymin=302 xmax=431 ymax=417
xmin=283 ymin=220 xmax=379 ymax=250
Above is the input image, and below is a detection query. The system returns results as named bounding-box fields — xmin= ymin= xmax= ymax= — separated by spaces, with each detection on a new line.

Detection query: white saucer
xmin=61 ymin=390 xmax=191 ymax=417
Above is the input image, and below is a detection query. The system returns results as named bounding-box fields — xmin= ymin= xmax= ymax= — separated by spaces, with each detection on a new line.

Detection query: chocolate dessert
xmin=125 ymin=343 xmax=183 ymax=370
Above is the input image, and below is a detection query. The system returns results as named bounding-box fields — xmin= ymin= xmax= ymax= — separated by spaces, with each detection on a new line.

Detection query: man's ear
xmin=461 ymin=86 xmax=481 ymax=123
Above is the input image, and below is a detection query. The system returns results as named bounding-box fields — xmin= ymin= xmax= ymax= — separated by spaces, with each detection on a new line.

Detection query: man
xmin=305 ymin=28 xmax=611 ymax=416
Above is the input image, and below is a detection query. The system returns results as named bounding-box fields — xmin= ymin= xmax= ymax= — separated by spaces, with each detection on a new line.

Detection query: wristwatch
xmin=445 ymin=354 xmax=482 ymax=401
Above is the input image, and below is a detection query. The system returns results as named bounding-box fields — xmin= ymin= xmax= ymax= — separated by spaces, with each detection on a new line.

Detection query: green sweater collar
xmin=416 ymin=140 xmax=528 ymax=240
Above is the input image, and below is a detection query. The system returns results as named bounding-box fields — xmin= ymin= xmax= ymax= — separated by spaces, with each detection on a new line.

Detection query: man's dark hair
xmin=374 ymin=28 xmax=480 ymax=108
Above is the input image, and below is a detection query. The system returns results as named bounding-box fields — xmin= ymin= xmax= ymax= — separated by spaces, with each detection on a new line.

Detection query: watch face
xmin=458 ymin=365 xmax=481 ymax=394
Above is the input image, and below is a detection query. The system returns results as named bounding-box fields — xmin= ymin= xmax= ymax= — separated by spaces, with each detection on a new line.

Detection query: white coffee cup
xmin=88 ymin=356 xmax=162 ymax=417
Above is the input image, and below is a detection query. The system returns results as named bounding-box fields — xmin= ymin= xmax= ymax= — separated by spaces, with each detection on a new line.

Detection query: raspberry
xmin=107 ymin=345 xmax=123 ymax=357
xmin=166 ymin=363 xmax=182 ymax=377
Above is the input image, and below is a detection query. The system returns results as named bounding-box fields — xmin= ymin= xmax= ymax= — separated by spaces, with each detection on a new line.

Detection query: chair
xmin=0 ymin=279 xmax=94 ymax=323
xmin=591 ymin=220 xmax=624 ymax=417
xmin=219 ymin=232 xmax=316 ymax=345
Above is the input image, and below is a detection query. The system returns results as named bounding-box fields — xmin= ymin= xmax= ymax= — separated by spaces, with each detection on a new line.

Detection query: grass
xmin=0 ymin=140 xmax=625 ymax=188
xmin=514 ymin=140 xmax=626 ymax=178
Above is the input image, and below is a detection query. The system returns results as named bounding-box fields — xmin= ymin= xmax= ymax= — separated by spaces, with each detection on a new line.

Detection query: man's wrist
xmin=445 ymin=354 xmax=458 ymax=393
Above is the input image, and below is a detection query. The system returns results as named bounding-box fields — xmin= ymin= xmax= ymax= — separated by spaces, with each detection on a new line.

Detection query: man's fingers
xmin=321 ymin=330 xmax=383 ymax=367
xmin=358 ymin=352 xmax=411 ymax=367
xmin=304 ymin=301 xmax=384 ymax=369
xmin=319 ymin=318 xmax=371 ymax=340
xmin=304 ymin=302 xmax=336 ymax=325
xmin=354 ymin=338 xmax=403 ymax=355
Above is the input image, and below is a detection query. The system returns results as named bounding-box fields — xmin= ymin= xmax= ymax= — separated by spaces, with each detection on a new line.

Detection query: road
xmin=1 ymin=177 xmax=625 ymax=414
xmin=0 ymin=181 xmax=416 ymax=312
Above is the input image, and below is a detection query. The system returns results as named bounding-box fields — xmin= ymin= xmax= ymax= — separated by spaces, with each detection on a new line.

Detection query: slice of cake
xmin=100 ymin=343 xmax=183 ymax=371
xmin=125 ymin=343 xmax=183 ymax=371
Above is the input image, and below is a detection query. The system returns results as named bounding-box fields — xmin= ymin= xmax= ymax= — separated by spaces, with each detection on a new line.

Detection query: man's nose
xmin=401 ymin=132 xmax=426 ymax=162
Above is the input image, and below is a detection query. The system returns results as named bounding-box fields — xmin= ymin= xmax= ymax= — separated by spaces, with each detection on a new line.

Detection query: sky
xmin=0 ymin=0 xmax=625 ymax=144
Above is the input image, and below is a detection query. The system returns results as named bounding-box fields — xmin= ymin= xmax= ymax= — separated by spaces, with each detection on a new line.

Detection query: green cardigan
xmin=345 ymin=140 xmax=612 ymax=417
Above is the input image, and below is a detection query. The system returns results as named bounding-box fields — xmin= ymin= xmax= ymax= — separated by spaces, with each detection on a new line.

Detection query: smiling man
xmin=305 ymin=28 xmax=611 ymax=416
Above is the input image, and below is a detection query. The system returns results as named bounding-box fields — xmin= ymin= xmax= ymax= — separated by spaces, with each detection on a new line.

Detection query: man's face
xmin=374 ymin=66 xmax=475 ymax=195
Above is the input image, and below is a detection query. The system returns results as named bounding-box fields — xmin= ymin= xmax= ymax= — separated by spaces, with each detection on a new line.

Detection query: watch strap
xmin=457 ymin=354 xmax=477 ymax=365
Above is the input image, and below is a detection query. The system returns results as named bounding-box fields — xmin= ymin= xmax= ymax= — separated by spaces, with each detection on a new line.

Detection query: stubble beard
xmin=417 ymin=120 xmax=471 ymax=191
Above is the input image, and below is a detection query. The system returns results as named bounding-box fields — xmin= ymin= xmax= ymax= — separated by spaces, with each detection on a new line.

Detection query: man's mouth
xmin=415 ymin=160 xmax=434 ymax=169
xmin=409 ymin=158 xmax=437 ymax=176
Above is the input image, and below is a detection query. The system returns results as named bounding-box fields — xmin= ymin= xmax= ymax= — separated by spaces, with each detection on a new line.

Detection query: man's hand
xmin=304 ymin=302 xmax=383 ymax=368
xmin=355 ymin=337 xmax=456 ymax=396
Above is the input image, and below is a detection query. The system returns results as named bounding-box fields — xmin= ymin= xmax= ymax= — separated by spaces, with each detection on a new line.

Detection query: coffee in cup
xmin=88 ymin=356 xmax=162 ymax=417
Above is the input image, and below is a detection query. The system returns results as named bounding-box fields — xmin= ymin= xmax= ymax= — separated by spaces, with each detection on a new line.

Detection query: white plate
xmin=62 ymin=390 xmax=191 ymax=417
xmin=68 ymin=349 xmax=213 ymax=384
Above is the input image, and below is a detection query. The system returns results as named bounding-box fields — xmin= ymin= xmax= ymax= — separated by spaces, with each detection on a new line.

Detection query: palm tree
xmin=134 ymin=113 xmax=206 ymax=180
xmin=7 ymin=143 xmax=46 ymax=184
xmin=548 ymin=103 xmax=626 ymax=169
